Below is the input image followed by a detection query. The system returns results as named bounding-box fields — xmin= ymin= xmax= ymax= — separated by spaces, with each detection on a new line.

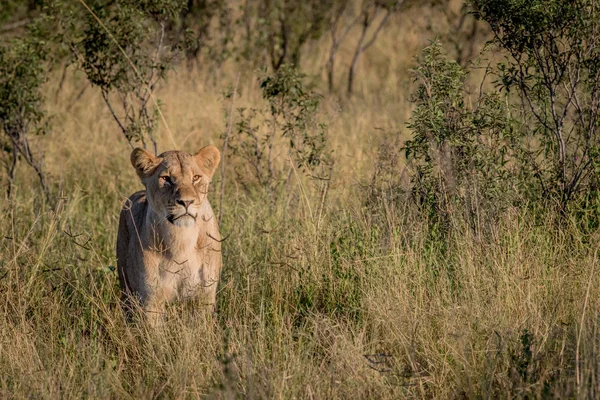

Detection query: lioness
xmin=116 ymin=146 xmax=222 ymax=325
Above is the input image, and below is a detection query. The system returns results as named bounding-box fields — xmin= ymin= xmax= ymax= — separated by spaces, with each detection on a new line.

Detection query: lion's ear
xmin=131 ymin=148 xmax=161 ymax=179
xmin=194 ymin=145 xmax=221 ymax=179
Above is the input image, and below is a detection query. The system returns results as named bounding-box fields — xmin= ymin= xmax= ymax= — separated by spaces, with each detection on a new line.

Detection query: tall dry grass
xmin=1 ymin=2 xmax=600 ymax=398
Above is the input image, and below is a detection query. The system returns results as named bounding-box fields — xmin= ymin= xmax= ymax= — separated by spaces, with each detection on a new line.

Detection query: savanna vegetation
xmin=2 ymin=0 xmax=600 ymax=398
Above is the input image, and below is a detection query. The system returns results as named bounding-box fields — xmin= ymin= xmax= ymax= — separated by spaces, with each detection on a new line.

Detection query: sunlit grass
xmin=1 ymin=3 xmax=599 ymax=397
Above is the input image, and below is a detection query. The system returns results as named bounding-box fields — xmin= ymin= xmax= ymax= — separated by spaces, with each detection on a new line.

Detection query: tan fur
xmin=117 ymin=146 xmax=222 ymax=325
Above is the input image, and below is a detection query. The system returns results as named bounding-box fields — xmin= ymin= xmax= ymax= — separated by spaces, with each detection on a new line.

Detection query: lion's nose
xmin=176 ymin=199 xmax=194 ymax=209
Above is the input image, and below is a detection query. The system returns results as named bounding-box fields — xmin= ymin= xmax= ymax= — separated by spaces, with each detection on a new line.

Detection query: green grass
xmin=1 ymin=162 xmax=599 ymax=398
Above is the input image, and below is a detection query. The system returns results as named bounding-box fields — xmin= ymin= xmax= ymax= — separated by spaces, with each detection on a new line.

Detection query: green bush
xmin=403 ymin=41 xmax=517 ymax=238
xmin=229 ymin=65 xmax=332 ymax=196
xmin=472 ymin=0 xmax=600 ymax=213
xmin=58 ymin=0 xmax=185 ymax=152
xmin=0 ymin=33 xmax=51 ymax=201
xmin=239 ymin=0 xmax=335 ymax=70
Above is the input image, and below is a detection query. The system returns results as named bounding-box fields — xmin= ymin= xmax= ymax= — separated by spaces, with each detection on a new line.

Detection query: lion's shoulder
xmin=120 ymin=190 xmax=147 ymax=232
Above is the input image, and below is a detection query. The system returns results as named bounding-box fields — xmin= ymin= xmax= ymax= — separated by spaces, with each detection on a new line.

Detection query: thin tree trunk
xmin=347 ymin=1 xmax=399 ymax=95
xmin=348 ymin=11 xmax=370 ymax=95
xmin=327 ymin=2 xmax=358 ymax=93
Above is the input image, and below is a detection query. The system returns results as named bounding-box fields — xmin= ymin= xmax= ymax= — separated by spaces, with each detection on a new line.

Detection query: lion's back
xmin=116 ymin=191 xmax=147 ymax=293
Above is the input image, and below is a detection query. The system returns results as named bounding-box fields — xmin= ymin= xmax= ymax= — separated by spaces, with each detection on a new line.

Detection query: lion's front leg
xmin=142 ymin=282 xmax=176 ymax=327
xmin=204 ymin=277 xmax=219 ymax=313
xmin=144 ymin=302 xmax=166 ymax=327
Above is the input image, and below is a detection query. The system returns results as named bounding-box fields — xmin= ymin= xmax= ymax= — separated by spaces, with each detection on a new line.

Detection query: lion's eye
xmin=193 ymin=175 xmax=201 ymax=182
xmin=160 ymin=176 xmax=171 ymax=184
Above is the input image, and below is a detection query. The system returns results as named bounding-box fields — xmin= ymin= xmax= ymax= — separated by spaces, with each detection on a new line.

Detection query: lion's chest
xmin=138 ymin=242 xmax=209 ymax=302
xmin=157 ymin=251 xmax=205 ymax=297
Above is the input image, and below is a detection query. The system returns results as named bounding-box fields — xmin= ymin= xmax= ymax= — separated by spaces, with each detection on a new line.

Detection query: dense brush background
xmin=1 ymin=0 xmax=600 ymax=398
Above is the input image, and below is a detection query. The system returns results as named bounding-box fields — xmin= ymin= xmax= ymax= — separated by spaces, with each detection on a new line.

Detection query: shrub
xmin=239 ymin=0 xmax=335 ymax=70
xmin=402 ymin=41 xmax=517 ymax=238
xmin=57 ymin=0 xmax=186 ymax=152
xmin=472 ymin=0 xmax=600 ymax=213
xmin=228 ymin=65 xmax=332 ymax=197
xmin=0 ymin=33 xmax=51 ymax=201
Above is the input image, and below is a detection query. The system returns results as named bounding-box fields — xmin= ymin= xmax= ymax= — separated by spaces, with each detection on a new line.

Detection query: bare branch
xmin=360 ymin=1 xmax=401 ymax=52
xmin=101 ymin=90 xmax=134 ymax=150
xmin=347 ymin=1 xmax=400 ymax=95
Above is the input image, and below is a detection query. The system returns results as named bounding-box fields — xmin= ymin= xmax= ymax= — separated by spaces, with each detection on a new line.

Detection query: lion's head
xmin=130 ymin=146 xmax=221 ymax=227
